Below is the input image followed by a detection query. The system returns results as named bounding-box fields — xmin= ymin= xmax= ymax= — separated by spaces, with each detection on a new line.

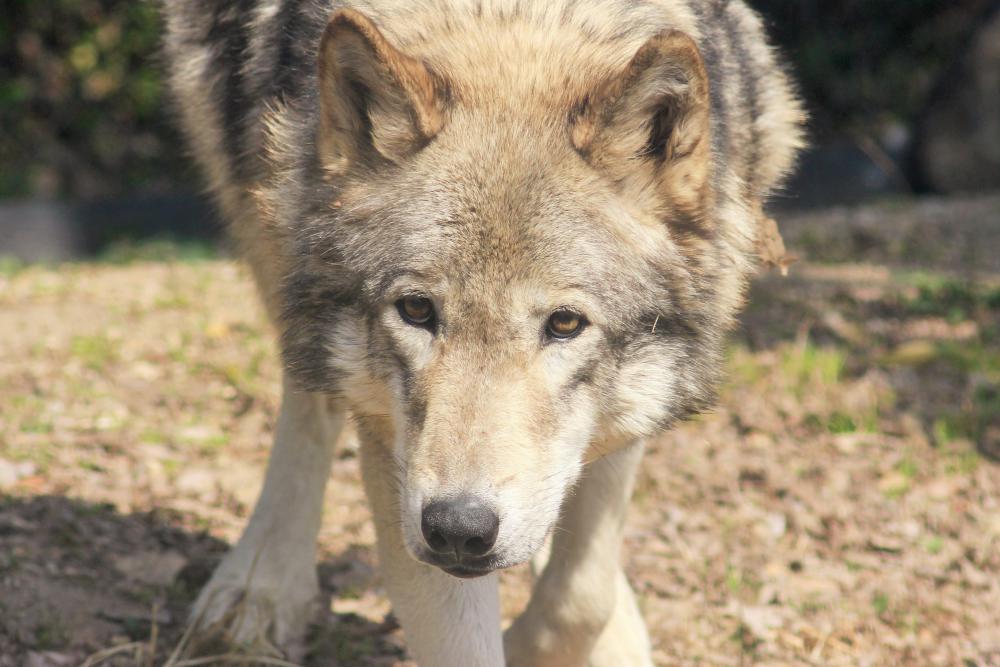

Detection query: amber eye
xmin=397 ymin=296 xmax=435 ymax=327
xmin=546 ymin=309 xmax=585 ymax=340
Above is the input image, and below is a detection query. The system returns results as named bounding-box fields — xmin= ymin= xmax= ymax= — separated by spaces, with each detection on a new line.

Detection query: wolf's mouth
xmin=441 ymin=564 xmax=493 ymax=579
xmin=417 ymin=551 xmax=504 ymax=578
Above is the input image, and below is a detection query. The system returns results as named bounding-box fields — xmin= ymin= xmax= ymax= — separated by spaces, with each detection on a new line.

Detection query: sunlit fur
xmin=163 ymin=1 xmax=804 ymax=663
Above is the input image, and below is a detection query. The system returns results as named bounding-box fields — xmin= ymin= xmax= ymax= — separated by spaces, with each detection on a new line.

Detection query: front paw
xmin=186 ymin=548 xmax=320 ymax=659
xmin=504 ymin=615 xmax=573 ymax=667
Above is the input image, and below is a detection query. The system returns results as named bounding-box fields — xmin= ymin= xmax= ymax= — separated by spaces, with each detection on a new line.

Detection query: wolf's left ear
xmin=318 ymin=9 xmax=447 ymax=174
xmin=570 ymin=30 xmax=711 ymax=221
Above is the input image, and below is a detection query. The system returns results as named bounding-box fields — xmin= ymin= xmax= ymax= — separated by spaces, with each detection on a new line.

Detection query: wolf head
xmin=263 ymin=9 xmax=754 ymax=576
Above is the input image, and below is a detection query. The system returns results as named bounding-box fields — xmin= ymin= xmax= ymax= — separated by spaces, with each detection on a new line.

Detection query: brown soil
xmin=1 ymin=197 xmax=998 ymax=666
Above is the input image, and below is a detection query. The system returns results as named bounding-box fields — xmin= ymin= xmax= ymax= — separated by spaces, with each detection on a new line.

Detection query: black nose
xmin=421 ymin=495 xmax=499 ymax=559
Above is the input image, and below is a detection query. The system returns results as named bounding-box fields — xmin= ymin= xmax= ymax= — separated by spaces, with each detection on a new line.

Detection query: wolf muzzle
xmin=420 ymin=494 xmax=500 ymax=577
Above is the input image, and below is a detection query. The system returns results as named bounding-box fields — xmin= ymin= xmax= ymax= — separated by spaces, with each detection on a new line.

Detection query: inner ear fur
xmin=571 ymin=30 xmax=712 ymax=222
xmin=318 ymin=9 xmax=447 ymax=174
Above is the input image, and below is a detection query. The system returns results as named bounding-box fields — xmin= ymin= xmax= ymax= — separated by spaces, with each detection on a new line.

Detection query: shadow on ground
xmin=0 ymin=496 xmax=404 ymax=666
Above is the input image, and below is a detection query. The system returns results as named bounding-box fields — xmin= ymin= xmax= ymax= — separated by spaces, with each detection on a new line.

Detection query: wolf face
xmin=250 ymin=7 xmax=795 ymax=576
xmin=333 ymin=132 xmax=703 ymax=575
xmin=283 ymin=132 xmax=707 ymax=574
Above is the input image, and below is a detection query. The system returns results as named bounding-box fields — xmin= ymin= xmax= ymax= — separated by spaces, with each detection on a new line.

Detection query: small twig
xmin=166 ymin=537 xmax=289 ymax=666
xmin=809 ymin=627 xmax=832 ymax=662
xmin=651 ymin=314 xmax=660 ymax=334
xmin=80 ymin=641 xmax=146 ymax=667
xmin=163 ymin=598 xmax=204 ymax=667
xmin=851 ymin=131 xmax=912 ymax=192
xmin=147 ymin=602 xmax=160 ymax=667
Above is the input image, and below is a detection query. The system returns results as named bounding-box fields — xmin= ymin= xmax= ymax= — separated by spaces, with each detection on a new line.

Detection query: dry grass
xmin=1 ymin=217 xmax=998 ymax=665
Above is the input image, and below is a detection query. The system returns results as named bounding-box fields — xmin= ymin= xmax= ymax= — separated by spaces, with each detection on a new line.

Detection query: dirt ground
xmin=1 ymin=196 xmax=998 ymax=666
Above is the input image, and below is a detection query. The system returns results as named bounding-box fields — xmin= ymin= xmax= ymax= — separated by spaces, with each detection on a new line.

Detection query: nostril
xmin=425 ymin=527 xmax=448 ymax=552
xmin=421 ymin=512 xmax=449 ymax=554
xmin=463 ymin=536 xmax=490 ymax=557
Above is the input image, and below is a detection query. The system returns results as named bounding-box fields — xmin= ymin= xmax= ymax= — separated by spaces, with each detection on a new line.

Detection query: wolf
xmin=162 ymin=0 xmax=803 ymax=664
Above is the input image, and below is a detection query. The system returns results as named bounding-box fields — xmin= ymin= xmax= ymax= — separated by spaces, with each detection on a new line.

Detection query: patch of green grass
xmin=724 ymin=565 xmax=762 ymax=602
xmin=883 ymin=479 xmax=911 ymax=500
xmin=827 ymin=412 xmax=857 ymax=434
xmin=26 ymin=272 xmax=72 ymax=299
xmin=333 ymin=633 xmax=378 ymax=664
xmin=69 ymin=334 xmax=118 ymax=370
xmin=780 ymin=342 xmax=846 ymax=394
xmin=923 ymin=535 xmax=945 ymax=555
xmin=162 ymin=458 xmax=180 ymax=478
xmin=790 ymin=227 xmax=852 ymax=263
xmin=803 ymin=406 xmax=879 ymax=437
xmin=4 ymin=441 xmax=54 ymax=475
xmin=174 ymin=422 xmax=229 ymax=455
xmin=33 ymin=610 xmax=70 ymax=650
xmin=78 ymin=460 xmax=106 ymax=473
xmin=726 ymin=345 xmax=768 ymax=386
xmin=795 ymin=596 xmax=831 ymax=615
xmin=933 ymin=383 xmax=999 ymax=452
xmin=140 ymin=429 xmax=168 ymax=444
xmin=933 ymin=342 xmax=1000 ymax=378
xmin=153 ymin=291 xmax=192 ymax=309
xmin=902 ymin=612 xmax=921 ymax=636
xmin=197 ymin=433 xmax=229 ymax=455
xmin=168 ymin=331 xmax=193 ymax=365
xmin=802 ymin=413 xmax=823 ymax=433
xmin=205 ymin=349 xmax=268 ymax=398
xmin=97 ymin=238 xmax=218 ymax=265
xmin=943 ymin=444 xmax=981 ymax=476
xmin=75 ymin=501 xmax=115 ymax=517
xmin=899 ymin=275 xmax=1000 ymax=324
xmin=872 ymin=592 xmax=890 ymax=616
xmin=974 ymin=382 xmax=1000 ymax=410
xmin=19 ymin=416 xmax=54 ymax=434
xmin=190 ymin=515 xmax=213 ymax=532
xmin=730 ymin=623 xmax=762 ymax=655
xmin=0 ymin=255 xmax=26 ymax=277
xmin=9 ymin=395 xmax=33 ymax=410
xmin=897 ymin=455 xmax=919 ymax=481
xmin=879 ymin=454 xmax=919 ymax=499
xmin=933 ymin=417 xmax=964 ymax=446
xmin=725 ymin=566 xmax=743 ymax=594
xmin=860 ymin=410 xmax=882 ymax=434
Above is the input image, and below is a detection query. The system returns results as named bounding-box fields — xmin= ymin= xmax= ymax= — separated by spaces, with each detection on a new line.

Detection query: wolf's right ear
xmin=318 ymin=9 xmax=447 ymax=174
xmin=570 ymin=30 xmax=711 ymax=222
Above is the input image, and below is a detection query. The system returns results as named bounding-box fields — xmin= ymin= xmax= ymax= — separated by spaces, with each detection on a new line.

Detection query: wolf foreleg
xmin=188 ymin=375 xmax=345 ymax=655
xmin=585 ymin=567 xmax=653 ymax=667
xmin=504 ymin=440 xmax=652 ymax=667
xmin=359 ymin=418 xmax=505 ymax=667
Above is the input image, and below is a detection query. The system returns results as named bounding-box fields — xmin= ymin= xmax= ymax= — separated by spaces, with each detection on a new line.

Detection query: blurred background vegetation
xmin=0 ymin=0 xmax=189 ymax=200
xmin=754 ymin=0 xmax=994 ymax=137
xmin=0 ymin=0 xmax=995 ymax=200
